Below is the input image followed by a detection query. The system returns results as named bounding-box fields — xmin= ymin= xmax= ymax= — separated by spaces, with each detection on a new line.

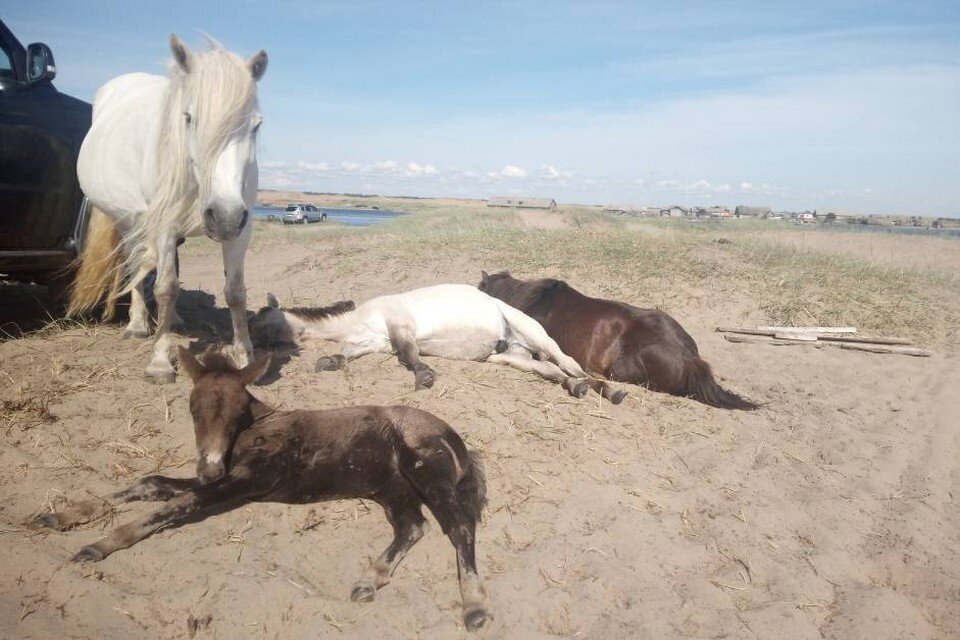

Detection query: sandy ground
xmin=1 ymin=208 xmax=958 ymax=639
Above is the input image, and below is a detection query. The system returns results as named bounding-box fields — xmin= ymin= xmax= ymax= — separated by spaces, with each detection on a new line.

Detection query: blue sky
xmin=7 ymin=1 xmax=960 ymax=214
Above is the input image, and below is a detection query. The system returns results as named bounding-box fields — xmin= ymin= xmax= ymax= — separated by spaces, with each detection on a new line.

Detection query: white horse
xmin=249 ymin=284 xmax=627 ymax=403
xmin=69 ymin=35 xmax=267 ymax=383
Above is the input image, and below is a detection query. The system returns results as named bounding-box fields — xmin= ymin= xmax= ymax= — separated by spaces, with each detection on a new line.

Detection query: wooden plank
xmin=717 ymin=326 xmax=913 ymax=345
xmin=816 ymin=334 xmax=914 ymax=346
xmin=722 ymin=334 xmax=812 ymax=346
xmin=755 ymin=326 xmax=856 ymax=334
xmin=716 ymin=327 xmax=777 ymax=337
xmin=836 ymin=343 xmax=932 ymax=357
xmin=774 ymin=331 xmax=818 ymax=341
xmin=716 ymin=326 xmax=855 ymax=337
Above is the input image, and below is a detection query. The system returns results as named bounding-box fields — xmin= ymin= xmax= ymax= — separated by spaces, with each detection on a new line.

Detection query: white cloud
xmin=297 ymin=160 xmax=330 ymax=172
xmin=340 ymin=161 xmax=362 ymax=172
xmin=501 ymin=165 xmax=528 ymax=178
xmin=261 ymin=160 xmax=289 ymax=169
xmin=404 ymin=162 xmax=440 ymax=177
xmin=370 ymin=159 xmax=400 ymax=173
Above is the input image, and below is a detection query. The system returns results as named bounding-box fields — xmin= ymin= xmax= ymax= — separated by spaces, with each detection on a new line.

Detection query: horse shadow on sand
xmin=175 ymin=289 xmax=296 ymax=386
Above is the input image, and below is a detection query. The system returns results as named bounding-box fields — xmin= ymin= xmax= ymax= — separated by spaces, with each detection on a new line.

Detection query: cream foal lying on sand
xmin=249 ymin=284 xmax=626 ymax=403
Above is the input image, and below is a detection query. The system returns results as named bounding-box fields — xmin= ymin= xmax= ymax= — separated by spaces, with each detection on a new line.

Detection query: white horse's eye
xmin=252 ymin=120 xmax=263 ymax=133
xmin=183 ymin=111 xmax=192 ymax=125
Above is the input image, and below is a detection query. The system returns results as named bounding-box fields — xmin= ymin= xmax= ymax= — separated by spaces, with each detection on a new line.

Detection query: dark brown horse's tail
xmin=679 ymin=358 xmax=758 ymax=410
xmin=456 ymin=451 xmax=488 ymax=524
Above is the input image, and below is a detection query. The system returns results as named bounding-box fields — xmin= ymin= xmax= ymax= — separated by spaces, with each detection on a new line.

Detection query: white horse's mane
xmin=122 ymin=40 xmax=258 ymax=290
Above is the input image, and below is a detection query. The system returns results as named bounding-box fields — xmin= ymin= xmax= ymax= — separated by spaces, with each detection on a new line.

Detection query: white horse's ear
xmin=177 ymin=346 xmax=204 ymax=381
xmin=266 ymin=292 xmax=280 ymax=309
xmin=170 ymin=34 xmax=193 ymax=73
xmin=248 ymin=50 xmax=268 ymax=81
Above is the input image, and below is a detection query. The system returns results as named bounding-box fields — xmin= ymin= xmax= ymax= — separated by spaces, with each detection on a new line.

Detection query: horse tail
xmin=491 ymin=298 xmax=588 ymax=378
xmin=67 ymin=207 xmax=125 ymax=321
xmin=678 ymin=358 xmax=758 ymax=410
xmin=457 ymin=451 xmax=488 ymax=524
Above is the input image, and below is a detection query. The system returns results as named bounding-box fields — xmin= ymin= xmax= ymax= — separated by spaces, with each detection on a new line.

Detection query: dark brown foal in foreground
xmin=35 ymin=347 xmax=492 ymax=631
xmin=479 ymin=271 xmax=757 ymax=410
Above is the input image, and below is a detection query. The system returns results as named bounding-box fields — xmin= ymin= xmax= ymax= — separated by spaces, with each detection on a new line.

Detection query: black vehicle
xmin=0 ymin=19 xmax=91 ymax=292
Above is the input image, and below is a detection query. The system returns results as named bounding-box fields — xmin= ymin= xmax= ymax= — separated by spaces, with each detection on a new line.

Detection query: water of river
xmin=253 ymin=206 xmax=401 ymax=227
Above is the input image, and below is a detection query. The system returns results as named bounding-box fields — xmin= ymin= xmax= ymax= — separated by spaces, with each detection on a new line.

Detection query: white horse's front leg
xmin=221 ymin=226 xmax=253 ymax=368
xmin=124 ymin=279 xmax=151 ymax=338
xmin=145 ymin=231 xmax=180 ymax=384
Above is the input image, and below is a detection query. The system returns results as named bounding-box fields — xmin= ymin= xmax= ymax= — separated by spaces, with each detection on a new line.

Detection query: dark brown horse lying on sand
xmin=478 ymin=271 xmax=757 ymax=410
xmin=34 ymin=347 xmax=492 ymax=631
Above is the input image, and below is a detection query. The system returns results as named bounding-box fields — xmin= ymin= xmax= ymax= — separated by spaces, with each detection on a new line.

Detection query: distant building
xmin=734 ymin=205 xmax=772 ymax=218
xmin=660 ymin=205 xmax=690 ymax=217
xmin=488 ymin=197 xmax=558 ymax=209
xmin=695 ymin=205 xmax=732 ymax=218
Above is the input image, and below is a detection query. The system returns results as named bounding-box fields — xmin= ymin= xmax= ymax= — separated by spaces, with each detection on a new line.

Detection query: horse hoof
xmin=315 ymin=356 xmax=344 ymax=372
xmin=568 ymin=379 xmax=589 ymax=398
xmin=72 ymin=545 xmax=105 ymax=563
xmin=414 ymin=369 xmax=435 ymax=390
xmin=123 ymin=329 xmax=150 ymax=340
xmin=145 ymin=368 xmax=176 ymax=385
xmin=610 ymin=389 xmax=628 ymax=405
xmin=463 ymin=607 xmax=493 ymax=631
xmin=32 ymin=513 xmax=63 ymax=530
xmin=350 ymin=582 xmax=376 ymax=603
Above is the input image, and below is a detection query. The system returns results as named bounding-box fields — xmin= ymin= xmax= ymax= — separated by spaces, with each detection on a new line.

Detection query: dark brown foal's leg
xmin=71 ymin=476 xmax=261 ymax=562
xmin=33 ymin=475 xmax=201 ymax=531
xmin=350 ymin=476 xmax=430 ymax=602
xmin=388 ymin=323 xmax=435 ymax=390
xmin=421 ymin=491 xmax=491 ymax=631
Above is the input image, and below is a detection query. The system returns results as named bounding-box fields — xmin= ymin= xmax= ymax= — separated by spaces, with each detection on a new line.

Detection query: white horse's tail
xmin=68 ymin=207 xmax=125 ymax=321
xmin=492 ymin=298 xmax=589 ymax=378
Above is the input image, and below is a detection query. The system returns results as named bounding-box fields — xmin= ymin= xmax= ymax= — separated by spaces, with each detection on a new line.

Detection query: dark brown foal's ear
xmin=177 ymin=346 xmax=205 ymax=381
xmin=481 ymin=270 xmax=490 ymax=283
xmin=239 ymin=352 xmax=271 ymax=386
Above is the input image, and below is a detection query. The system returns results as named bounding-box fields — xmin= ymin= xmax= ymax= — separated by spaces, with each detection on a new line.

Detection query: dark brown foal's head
xmin=477 ymin=270 xmax=514 ymax=296
xmin=177 ymin=347 xmax=271 ymax=484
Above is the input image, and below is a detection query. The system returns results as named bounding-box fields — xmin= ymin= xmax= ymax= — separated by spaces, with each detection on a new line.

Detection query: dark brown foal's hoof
xmin=350 ymin=582 xmax=376 ymax=603
xmin=315 ymin=355 xmax=345 ymax=372
xmin=414 ymin=368 xmax=435 ymax=390
xmin=72 ymin=545 xmax=105 ymax=563
xmin=463 ymin=606 xmax=493 ymax=631
xmin=610 ymin=389 xmax=628 ymax=405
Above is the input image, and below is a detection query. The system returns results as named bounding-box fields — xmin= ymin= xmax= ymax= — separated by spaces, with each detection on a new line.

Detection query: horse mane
xmin=284 ymin=300 xmax=357 ymax=321
xmin=120 ymin=39 xmax=259 ymax=292
xmin=490 ymin=273 xmax=570 ymax=310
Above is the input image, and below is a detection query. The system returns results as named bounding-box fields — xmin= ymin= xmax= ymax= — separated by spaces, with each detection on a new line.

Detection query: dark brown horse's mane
xmin=487 ymin=272 xmax=571 ymax=310
xmin=284 ymin=300 xmax=357 ymax=321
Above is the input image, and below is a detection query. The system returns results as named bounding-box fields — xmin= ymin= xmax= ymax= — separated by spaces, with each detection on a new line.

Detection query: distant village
xmin=487 ymin=197 xmax=960 ymax=230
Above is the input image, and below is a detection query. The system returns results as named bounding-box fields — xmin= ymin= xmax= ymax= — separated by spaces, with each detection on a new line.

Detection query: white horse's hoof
xmin=145 ymin=364 xmax=176 ymax=385
xmin=123 ymin=328 xmax=151 ymax=339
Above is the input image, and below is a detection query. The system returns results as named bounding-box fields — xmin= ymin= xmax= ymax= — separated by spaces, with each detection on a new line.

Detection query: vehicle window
xmin=0 ymin=44 xmax=15 ymax=80
xmin=285 ymin=205 xmax=297 ymax=211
